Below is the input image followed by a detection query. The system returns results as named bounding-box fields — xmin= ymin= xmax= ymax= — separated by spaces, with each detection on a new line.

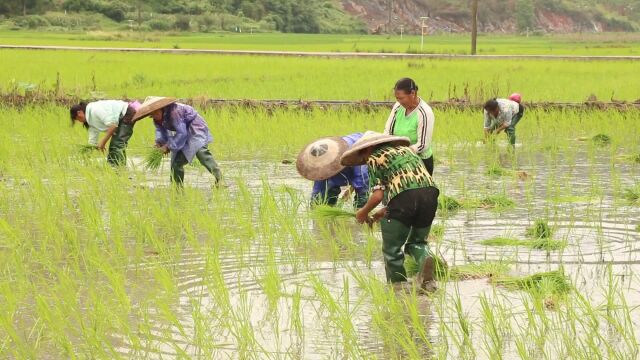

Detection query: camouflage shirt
xmin=367 ymin=145 xmax=436 ymax=204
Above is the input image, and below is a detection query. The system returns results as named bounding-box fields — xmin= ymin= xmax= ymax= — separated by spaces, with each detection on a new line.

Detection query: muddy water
xmin=114 ymin=146 xmax=640 ymax=359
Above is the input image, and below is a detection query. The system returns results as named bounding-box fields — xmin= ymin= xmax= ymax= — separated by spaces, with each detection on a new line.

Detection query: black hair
xmin=484 ymin=98 xmax=499 ymax=111
xmin=70 ymin=102 xmax=89 ymax=129
xmin=394 ymin=78 xmax=418 ymax=94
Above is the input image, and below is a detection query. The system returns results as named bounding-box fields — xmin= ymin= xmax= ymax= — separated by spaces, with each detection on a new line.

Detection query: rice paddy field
xmin=1 ymin=49 xmax=639 ymax=102
xmin=1 ymin=44 xmax=640 ymax=359
xmin=2 ymin=31 xmax=640 ymax=55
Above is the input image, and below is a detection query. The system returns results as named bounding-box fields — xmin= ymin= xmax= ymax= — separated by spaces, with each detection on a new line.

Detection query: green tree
xmin=516 ymin=0 xmax=535 ymax=32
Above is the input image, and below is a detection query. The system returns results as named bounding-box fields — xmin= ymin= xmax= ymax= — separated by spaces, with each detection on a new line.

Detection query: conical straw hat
xmin=131 ymin=96 xmax=177 ymax=121
xmin=296 ymin=136 xmax=349 ymax=181
xmin=340 ymin=131 xmax=410 ymax=166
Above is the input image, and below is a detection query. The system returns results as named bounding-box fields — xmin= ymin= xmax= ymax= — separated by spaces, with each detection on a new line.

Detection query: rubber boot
xmin=380 ymin=218 xmax=411 ymax=283
xmin=405 ymin=226 xmax=436 ymax=291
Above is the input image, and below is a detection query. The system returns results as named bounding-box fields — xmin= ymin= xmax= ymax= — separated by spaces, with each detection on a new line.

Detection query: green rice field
xmin=0 ymin=38 xmax=639 ymax=358
xmin=1 ymin=31 xmax=640 ymax=55
xmin=1 ymin=49 xmax=639 ymax=102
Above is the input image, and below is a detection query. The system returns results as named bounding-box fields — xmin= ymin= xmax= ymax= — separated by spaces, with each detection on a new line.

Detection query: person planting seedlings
xmin=70 ymin=99 xmax=141 ymax=166
xmin=296 ymin=133 xmax=369 ymax=209
xmin=131 ymin=97 xmax=222 ymax=186
xmin=341 ymin=131 xmax=439 ymax=291
xmin=483 ymin=96 xmax=524 ymax=147
xmin=384 ymin=78 xmax=436 ymax=175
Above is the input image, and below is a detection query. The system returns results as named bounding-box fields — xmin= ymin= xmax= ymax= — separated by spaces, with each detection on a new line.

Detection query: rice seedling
xmin=438 ymin=195 xmax=462 ymax=213
xmin=446 ymin=262 xmax=511 ymax=281
xmin=143 ymin=148 xmax=165 ymax=171
xmin=429 ymin=224 xmax=445 ymax=242
xmin=310 ymin=205 xmax=356 ymax=220
xmin=481 ymin=237 xmax=567 ymax=251
xmin=478 ymin=195 xmax=515 ymax=210
xmin=494 ymin=270 xmax=572 ymax=305
xmin=622 ymin=185 xmax=640 ymax=203
xmin=591 ymin=134 xmax=611 ymax=146
xmin=76 ymin=144 xmax=97 ymax=155
xmin=486 ymin=164 xmax=508 ymax=177
xmin=526 ymin=219 xmax=553 ymax=239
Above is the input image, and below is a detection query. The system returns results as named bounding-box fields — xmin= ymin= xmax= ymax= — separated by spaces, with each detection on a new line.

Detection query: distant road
xmin=1 ymin=44 xmax=639 ymax=61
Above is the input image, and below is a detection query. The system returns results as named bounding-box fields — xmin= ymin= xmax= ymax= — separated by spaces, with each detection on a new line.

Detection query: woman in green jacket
xmin=383 ymin=78 xmax=436 ymax=175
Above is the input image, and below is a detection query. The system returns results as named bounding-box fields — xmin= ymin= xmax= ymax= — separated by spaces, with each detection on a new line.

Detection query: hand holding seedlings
xmin=371 ymin=207 xmax=387 ymax=223
xmin=355 ymin=208 xmax=371 ymax=224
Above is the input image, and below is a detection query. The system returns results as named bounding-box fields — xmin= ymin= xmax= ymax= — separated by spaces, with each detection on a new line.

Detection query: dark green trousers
xmin=171 ymin=146 xmax=222 ymax=186
xmin=106 ymin=121 xmax=134 ymax=167
xmin=381 ymin=218 xmax=431 ymax=283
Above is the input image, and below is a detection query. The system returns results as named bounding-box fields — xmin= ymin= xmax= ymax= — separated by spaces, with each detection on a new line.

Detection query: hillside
xmin=343 ymin=0 xmax=640 ymax=34
xmin=0 ymin=0 xmax=638 ymax=33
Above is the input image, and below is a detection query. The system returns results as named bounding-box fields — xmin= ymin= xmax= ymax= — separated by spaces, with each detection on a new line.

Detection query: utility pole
xmin=471 ymin=0 xmax=478 ymax=55
xmin=420 ymin=17 xmax=428 ymax=52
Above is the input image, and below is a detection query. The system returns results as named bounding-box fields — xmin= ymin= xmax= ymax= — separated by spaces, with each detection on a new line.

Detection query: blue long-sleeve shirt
xmin=311 ymin=133 xmax=369 ymax=197
xmin=154 ymin=103 xmax=212 ymax=163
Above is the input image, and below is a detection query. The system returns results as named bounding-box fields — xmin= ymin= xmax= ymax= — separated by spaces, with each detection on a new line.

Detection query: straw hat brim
xmin=296 ymin=136 xmax=349 ymax=181
xmin=131 ymin=97 xmax=177 ymax=121
xmin=340 ymin=134 xmax=410 ymax=166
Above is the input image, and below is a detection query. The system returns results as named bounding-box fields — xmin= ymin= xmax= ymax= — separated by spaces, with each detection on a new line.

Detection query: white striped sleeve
xmin=383 ymin=102 xmax=401 ymax=135
xmin=412 ymin=103 xmax=435 ymax=155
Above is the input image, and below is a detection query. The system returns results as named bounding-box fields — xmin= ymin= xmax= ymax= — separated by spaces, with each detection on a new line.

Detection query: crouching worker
xmin=70 ymin=99 xmax=140 ymax=166
xmin=131 ymin=97 xmax=222 ymax=186
xmin=340 ymin=131 xmax=439 ymax=290
xmin=483 ymin=97 xmax=522 ymax=146
xmin=297 ymin=133 xmax=369 ymax=209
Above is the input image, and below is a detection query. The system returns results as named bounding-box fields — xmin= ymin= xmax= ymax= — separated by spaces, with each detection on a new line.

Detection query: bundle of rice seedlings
xmin=526 ymin=219 xmax=553 ymax=239
xmin=310 ymin=205 xmax=356 ymax=220
xmin=591 ymin=134 xmax=611 ymax=146
xmin=406 ymin=257 xmax=510 ymax=281
xmin=479 ymin=195 xmax=515 ymax=209
xmin=623 ymin=185 xmax=640 ymax=203
xmin=144 ymin=148 xmax=165 ymax=171
xmin=494 ymin=270 xmax=571 ymax=299
xmin=617 ymin=153 xmax=640 ymax=164
xmin=448 ymin=262 xmax=511 ymax=281
xmin=438 ymin=195 xmax=462 ymax=212
xmin=486 ymin=164 xmax=508 ymax=177
xmin=481 ymin=237 xmax=566 ymax=251
xmin=77 ymin=144 xmax=97 ymax=155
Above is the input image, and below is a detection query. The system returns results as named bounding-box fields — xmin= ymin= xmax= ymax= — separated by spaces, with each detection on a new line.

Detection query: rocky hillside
xmin=341 ymin=0 xmax=640 ymax=34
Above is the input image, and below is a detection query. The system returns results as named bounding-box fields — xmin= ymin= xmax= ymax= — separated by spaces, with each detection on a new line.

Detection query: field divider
xmin=2 ymin=95 xmax=639 ymax=111
xmin=2 ymin=44 xmax=640 ymax=61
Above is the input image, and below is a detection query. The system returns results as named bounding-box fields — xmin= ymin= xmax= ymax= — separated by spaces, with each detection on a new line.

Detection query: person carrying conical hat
xmin=297 ymin=133 xmax=369 ymax=209
xmin=132 ymin=97 xmax=222 ymax=186
xmin=341 ymin=131 xmax=439 ymax=291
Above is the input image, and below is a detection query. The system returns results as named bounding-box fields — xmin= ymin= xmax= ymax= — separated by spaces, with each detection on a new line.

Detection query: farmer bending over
xmin=297 ymin=133 xmax=369 ymax=209
xmin=483 ymin=96 xmax=524 ymax=146
xmin=70 ymin=99 xmax=140 ymax=166
xmin=341 ymin=131 xmax=439 ymax=291
xmin=131 ymin=97 xmax=222 ymax=186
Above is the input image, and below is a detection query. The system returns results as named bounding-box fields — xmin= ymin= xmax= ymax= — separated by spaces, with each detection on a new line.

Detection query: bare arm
xmin=97 ymin=125 xmax=118 ymax=151
xmin=355 ymin=189 xmax=384 ymax=224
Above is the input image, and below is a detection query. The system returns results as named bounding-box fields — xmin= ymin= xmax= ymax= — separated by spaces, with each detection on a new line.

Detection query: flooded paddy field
xmin=1 ymin=106 xmax=639 ymax=359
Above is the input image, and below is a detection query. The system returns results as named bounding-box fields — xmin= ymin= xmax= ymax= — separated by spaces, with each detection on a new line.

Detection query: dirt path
xmin=2 ymin=44 xmax=640 ymax=61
